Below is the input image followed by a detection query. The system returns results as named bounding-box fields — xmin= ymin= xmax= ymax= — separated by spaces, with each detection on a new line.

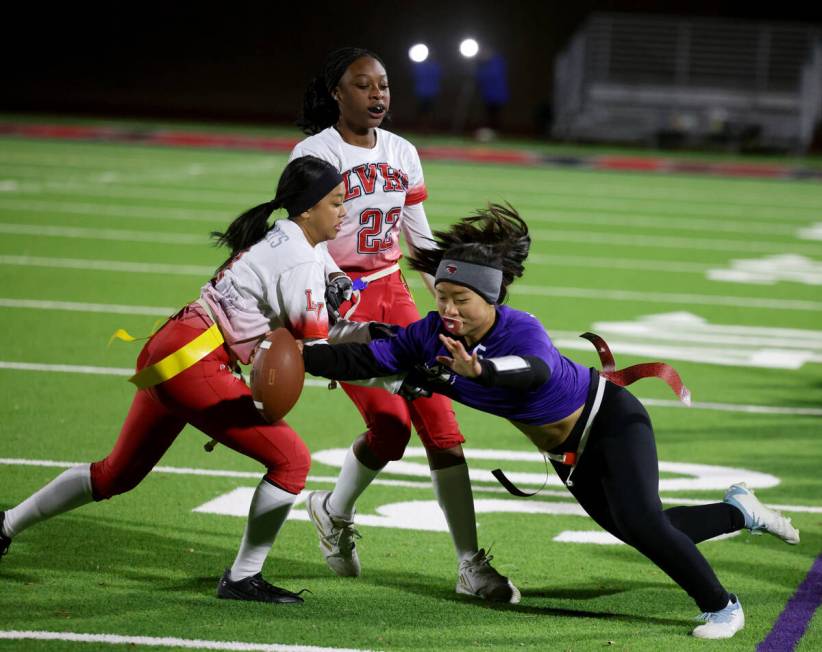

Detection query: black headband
xmin=284 ymin=166 xmax=343 ymax=217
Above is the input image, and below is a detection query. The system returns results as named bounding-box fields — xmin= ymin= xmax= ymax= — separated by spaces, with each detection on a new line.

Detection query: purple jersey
xmin=369 ymin=305 xmax=591 ymax=424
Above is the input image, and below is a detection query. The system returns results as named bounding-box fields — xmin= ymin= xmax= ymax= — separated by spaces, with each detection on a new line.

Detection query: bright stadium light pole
xmin=408 ymin=43 xmax=429 ymax=63
xmin=452 ymin=38 xmax=480 ymax=133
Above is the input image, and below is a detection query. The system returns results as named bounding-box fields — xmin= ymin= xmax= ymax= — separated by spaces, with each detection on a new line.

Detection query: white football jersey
xmin=290 ymin=127 xmax=434 ymax=272
xmin=200 ymin=218 xmax=329 ymax=364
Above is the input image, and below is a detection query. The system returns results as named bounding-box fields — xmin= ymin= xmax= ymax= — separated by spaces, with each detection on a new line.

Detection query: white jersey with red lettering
xmin=200 ymin=218 xmax=329 ymax=364
xmin=289 ymin=127 xmax=433 ymax=273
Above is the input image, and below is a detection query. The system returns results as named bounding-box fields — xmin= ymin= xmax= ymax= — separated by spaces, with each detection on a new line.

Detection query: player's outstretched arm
xmin=303 ymin=341 xmax=390 ymax=381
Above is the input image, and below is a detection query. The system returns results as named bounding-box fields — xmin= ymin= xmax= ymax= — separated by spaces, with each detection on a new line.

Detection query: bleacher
xmin=552 ymin=13 xmax=822 ymax=153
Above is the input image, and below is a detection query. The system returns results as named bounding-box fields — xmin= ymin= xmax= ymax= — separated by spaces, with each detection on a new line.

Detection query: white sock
xmin=431 ymin=463 xmax=479 ymax=563
xmin=327 ymin=445 xmax=379 ymax=520
xmin=229 ymin=480 xmax=296 ymax=581
xmin=3 ymin=464 xmax=93 ymax=538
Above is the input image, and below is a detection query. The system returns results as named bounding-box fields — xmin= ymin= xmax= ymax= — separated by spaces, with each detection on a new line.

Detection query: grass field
xmin=0 ymin=121 xmax=820 ymax=651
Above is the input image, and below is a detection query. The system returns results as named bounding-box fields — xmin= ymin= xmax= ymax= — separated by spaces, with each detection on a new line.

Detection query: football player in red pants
xmin=0 ymin=155 xmax=349 ymax=603
xmin=290 ymin=47 xmax=518 ymax=603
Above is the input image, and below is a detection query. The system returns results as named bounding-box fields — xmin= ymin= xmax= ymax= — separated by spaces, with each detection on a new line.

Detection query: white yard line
xmin=0 ymin=198 xmax=224 ymax=222
xmin=1 ymin=360 xmax=820 ymax=417
xmin=527 ymin=253 xmax=712 ymax=273
xmin=0 ymin=222 xmax=206 ymax=245
xmin=4 ymin=253 xmax=822 ymax=309
xmin=1 ymin=458 xmax=820 ymax=513
xmin=525 ymin=212 xmax=800 ymax=236
xmin=0 ymin=256 xmax=214 ymax=276
xmin=427 ymin=177 xmax=822 ymax=214
xmin=1 ymin=179 xmax=256 ymax=205
xmin=507 ymin=284 xmax=822 ymax=312
xmin=0 ymin=631 xmax=375 ymax=652
xmin=470 ymin=225 xmax=822 ymax=255
xmin=0 ymin=298 xmax=174 ymax=315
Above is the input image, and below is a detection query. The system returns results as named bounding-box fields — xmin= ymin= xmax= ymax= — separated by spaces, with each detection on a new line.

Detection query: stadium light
xmin=459 ymin=38 xmax=479 ymax=58
xmin=408 ymin=43 xmax=429 ymax=63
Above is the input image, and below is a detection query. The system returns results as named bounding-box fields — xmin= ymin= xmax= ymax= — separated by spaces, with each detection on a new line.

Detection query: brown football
xmin=250 ymin=328 xmax=305 ymax=423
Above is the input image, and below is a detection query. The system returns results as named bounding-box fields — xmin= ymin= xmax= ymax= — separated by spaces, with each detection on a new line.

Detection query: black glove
xmin=396 ymin=363 xmax=452 ymax=401
xmin=325 ymin=275 xmax=353 ymax=323
xmin=368 ymin=322 xmax=400 ymax=341
xmin=397 ymin=380 xmax=432 ymax=401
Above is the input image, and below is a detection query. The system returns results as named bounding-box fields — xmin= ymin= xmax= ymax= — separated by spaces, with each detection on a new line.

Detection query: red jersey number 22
xmin=357 ymin=207 xmax=401 ymax=254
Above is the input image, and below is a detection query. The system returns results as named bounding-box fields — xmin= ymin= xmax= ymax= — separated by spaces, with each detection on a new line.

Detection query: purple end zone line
xmin=757 ymin=554 xmax=822 ymax=651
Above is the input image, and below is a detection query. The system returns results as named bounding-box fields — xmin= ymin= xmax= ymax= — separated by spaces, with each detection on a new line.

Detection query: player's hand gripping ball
xmin=250 ymin=328 xmax=305 ymax=422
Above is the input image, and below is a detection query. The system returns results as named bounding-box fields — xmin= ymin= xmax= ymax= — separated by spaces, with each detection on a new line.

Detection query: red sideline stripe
xmin=152 ymin=131 xmax=299 ymax=152
xmin=712 ymin=163 xmax=787 ymax=178
xmin=594 ymin=156 xmax=667 ymax=171
xmin=419 ymin=146 xmax=539 ymax=165
xmin=0 ymin=123 xmax=300 ymax=153
xmin=1 ymin=124 xmax=121 ymax=140
xmin=2 ymin=122 xmax=816 ymax=180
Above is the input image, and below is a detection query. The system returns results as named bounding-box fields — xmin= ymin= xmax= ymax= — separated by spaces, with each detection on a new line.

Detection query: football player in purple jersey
xmin=301 ymin=204 xmax=800 ymax=639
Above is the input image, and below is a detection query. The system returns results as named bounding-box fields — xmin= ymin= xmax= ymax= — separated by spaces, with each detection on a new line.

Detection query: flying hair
xmin=406 ymin=203 xmax=530 ymax=304
xmin=297 ymin=47 xmax=387 ymax=135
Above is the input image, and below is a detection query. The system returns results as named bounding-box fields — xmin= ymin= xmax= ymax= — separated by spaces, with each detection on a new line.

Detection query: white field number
xmin=193 ymin=447 xmax=778 ymax=545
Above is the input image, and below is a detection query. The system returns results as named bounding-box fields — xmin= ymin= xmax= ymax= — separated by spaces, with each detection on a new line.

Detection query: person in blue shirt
xmin=302 ymin=204 xmax=800 ymax=640
xmin=475 ymin=49 xmax=509 ymax=133
xmin=411 ymin=57 xmax=442 ymax=132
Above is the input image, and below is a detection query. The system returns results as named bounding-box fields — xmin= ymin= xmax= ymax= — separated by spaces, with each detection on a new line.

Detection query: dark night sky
xmin=4 ymin=1 xmax=821 ymax=134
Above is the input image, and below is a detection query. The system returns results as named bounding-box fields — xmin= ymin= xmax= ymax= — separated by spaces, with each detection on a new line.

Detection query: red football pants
xmin=90 ymin=304 xmax=311 ymax=498
xmin=339 ymin=270 xmax=463 ymax=462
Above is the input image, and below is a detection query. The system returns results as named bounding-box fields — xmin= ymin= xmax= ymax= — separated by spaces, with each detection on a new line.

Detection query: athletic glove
xmin=396 ymin=363 xmax=452 ymax=401
xmin=397 ymin=380 xmax=432 ymax=401
xmin=325 ymin=274 xmax=353 ymax=323
xmin=368 ymin=322 xmax=400 ymax=341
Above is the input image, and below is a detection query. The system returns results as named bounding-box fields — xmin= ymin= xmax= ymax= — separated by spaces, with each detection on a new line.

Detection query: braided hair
xmin=298 ymin=47 xmax=387 ymax=135
xmin=406 ymin=204 xmax=531 ymax=304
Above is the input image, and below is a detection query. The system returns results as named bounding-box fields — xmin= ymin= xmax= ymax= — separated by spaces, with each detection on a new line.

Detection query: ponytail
xmin=211 ymin=155 xmax=342 ymax=273
xmin=210 ymin=201 xmax=276 ymax=272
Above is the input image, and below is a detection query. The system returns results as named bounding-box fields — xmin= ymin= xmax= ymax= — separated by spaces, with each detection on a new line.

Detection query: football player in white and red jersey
xmin=290 ymin=47 xmax=519 ymax=603
xmin=0 ymin=156 xmax=347 ymax=604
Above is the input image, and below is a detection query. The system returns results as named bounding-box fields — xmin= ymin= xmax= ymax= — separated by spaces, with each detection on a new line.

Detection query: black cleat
xmin=0 ymin=511 xmax=11 ymax=560
xmin=216 ymin=569 xmax=305 ymax=604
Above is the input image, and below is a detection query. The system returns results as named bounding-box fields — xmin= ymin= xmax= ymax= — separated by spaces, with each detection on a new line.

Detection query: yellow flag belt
xmin=128 ymin=323 xmax=224 ymax=389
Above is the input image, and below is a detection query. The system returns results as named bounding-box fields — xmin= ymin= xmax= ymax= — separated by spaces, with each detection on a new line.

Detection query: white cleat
xmin=306 ymin=491 xmax=361 ymax=577
xmin=456 ymin=548 xmax=521 ymax=604
xmin=724 ymin=483 xmax=800 ymax=544
xmin=692 ymin=594 xmax=745 ymax=639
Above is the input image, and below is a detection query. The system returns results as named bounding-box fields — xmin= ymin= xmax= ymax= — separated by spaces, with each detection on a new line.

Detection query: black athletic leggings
xmin=549 ymin=372 xmax=744 ymax=613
